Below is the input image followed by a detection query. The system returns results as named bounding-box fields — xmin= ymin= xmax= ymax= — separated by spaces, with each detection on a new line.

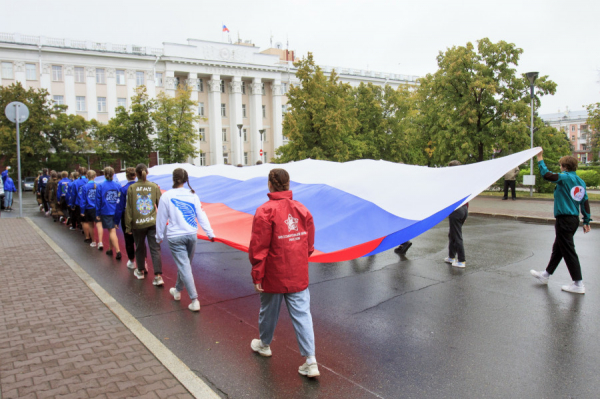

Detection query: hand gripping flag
xmin=117 ymin=147 xmax=541 ymax=263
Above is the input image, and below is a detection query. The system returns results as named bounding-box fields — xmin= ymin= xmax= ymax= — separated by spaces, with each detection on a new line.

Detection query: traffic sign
xmin=259 ymin=149 xmax=263 ymax=156
xmin=5 ymin=101 xmax=29 ymax=123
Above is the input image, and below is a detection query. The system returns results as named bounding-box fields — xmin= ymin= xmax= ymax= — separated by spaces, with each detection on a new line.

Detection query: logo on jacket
xmin=87 ymin=189 xmax=96 ymax=201
xmin=136 ymin=193 xmax=153 ymax=216
xmin=171 ymin=198 xmax=197 ymax=229
xmin=571 ymin=186 xmax=585 ymax=201
xmin=284 ymin=214 xmax=298 ymax=232
xmin=106 ymin=190 xmax=119 ymax=203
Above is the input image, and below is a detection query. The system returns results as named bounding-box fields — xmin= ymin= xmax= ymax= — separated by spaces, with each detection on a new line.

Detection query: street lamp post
xmin=526 ymin=72 xmax=538 ymax=198
xmin=259 ymin=129 xmax=266 ymax=163
xmin=237 ymin=124 xmax=243 ymax=165
xmin=4 ymin=101 xmax=29 ymax=218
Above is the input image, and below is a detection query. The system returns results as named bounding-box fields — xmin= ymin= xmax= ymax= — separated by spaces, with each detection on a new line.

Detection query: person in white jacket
xmin=156 ymin=168 xmax=216 ymax=312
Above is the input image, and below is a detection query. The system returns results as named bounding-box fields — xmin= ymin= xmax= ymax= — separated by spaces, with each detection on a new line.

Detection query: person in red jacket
xmin=248 ymin=168 xmax=319 ymax=378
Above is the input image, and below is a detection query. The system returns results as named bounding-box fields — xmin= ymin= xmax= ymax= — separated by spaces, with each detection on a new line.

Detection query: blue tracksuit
xmin=57 ymin=178 xmax=71 ymax=199
xmin=96 ymin=180 xmax=121 ymax=217
xmin=4 ymin=177 xmax=16 ymax=192
xmin=114 ymin=180 xmax=135 ymax=226
xmin=38 ymin=174 xmax=50 ymax=193
xmin=80 ymin=180 xmax=97 ymax=211
xmin=71 ymin=177 xmax=88 ymax=208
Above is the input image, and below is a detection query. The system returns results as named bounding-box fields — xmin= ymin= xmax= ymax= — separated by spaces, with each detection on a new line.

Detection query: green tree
xmin=45 ymin=113 xmax=96 ymax=171
xmin=103 ymin=86 xmax=155 ymax=166
xmin=417 ymin=38 xmax=557 ymax=164
xmin=0 ymin=82 xmax=56 ymax=175
xmin=152 ymin=86 xmax=200 ymax=163
xmin=276 ymin=53 xmax=361 ymax=162
xmin=586 ymin=102 xmax=600 ymax=162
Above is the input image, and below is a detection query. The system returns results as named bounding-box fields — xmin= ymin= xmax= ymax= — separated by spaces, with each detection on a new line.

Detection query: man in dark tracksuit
xmin=530 ymin=150 xmax=591 ymax=294
xmin=444 ymin=160 xmax=468 ymax=268
xmin=38 ymin=169 xmax=50 ymax=213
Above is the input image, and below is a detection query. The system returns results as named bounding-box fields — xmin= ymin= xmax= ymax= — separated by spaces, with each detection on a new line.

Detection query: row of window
xmin=53 ymin=95 xmax=128 ymax=112
xmin=200 ymin=103 xmax=288 ymax=118
xmin=219 ymin=152 xmax=267 ymax=166
xmin=198 ymin=128 xmax=267 ymax=143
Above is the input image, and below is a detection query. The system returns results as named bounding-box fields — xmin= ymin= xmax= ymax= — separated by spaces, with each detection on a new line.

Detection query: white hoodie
xmin=156 ymin=188 xmax=215 ymax=242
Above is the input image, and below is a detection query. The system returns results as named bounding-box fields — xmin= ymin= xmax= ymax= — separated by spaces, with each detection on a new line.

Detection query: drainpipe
xmin=38 ymin=43 xmax=42 ymax=76
xmin=153 ymin=54 xmax=161 ymax=81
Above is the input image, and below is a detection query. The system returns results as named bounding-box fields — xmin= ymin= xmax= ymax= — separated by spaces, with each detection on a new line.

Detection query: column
xmin=208 ymin=75 xmax=224 ymax=165
xmin=106 ymin=68 xmax=117 ymax=119
xmin=229 ymin=76 xmax=243 ymax=166
xmin=146 ymin=70 xmax=156 ymax=99
xmin=126 ymin=69 xmax=136 ymax=104
xmin=14 ymin=62 xmax=26 ymax=86
xmin=187 ymin=73 xmax=200 ymax=164
xmin=165 ymin=70 xmax=175 ymax=97
xmin=64 ymin=65 xmax=76 ymax=115
xmin=249 ymin=78 xmax=264 ymax=164
xmin=271 ymin=80 xmax=283 ymax=154
xmin=86 ymin=66 xmax=97 ymax=120
xmin=40 ymin=63 xmax=52 ymax=96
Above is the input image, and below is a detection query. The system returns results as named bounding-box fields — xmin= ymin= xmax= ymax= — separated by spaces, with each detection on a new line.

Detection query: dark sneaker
xmin=106 ymin=249 xmax=113 ymax=256
xmin=115 ymin=252 xmax=122 ymax=260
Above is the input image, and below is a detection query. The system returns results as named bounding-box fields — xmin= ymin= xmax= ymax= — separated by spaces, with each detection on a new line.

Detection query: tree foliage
xmin=45 ymin=113 xmax=95 ymax=171
xmin=153 ymin=86 xmax=200 ymax=163
xmin=586 ymin=102 xmax=600 ymax=162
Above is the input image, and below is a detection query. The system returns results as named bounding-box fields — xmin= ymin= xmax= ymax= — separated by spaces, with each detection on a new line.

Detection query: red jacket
xmin=249 ymin=190 xmax=315 ymax=293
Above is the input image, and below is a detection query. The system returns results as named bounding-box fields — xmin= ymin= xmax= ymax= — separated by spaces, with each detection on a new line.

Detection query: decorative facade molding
xmin=106 ymin=68 xmax=116 ymax=78
xmin=125 ymin=69 xmax=136 ymax=80
xmin=145 ymin=70 xmax=154 ymax=82
xmin=271 ymin=84 xmax=282 ymax=96
xmin=187 ymin=78 xmax=198 ymax=90
xmin=165 ymin=77 xmax=175 ymax=90
xmin=64 ymin=65 xmax=74 ymax=76
xmin=208 ymin=79 xmax=221 ymax=93
xmin=229 ymin=80 xmax=242 ymax=94
xmin=14 ymin=61 xmax=25 ymax=72
xmin=86 ymin=66 xmax=96 ymax=77
xmin=42 ymin=63 xmax=51 ymax=74
xmin=250 ymin=82 xmax=262 ymax=95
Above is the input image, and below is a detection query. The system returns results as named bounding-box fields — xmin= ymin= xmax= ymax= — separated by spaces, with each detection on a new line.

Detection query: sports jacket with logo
xmin=80 ymin=180 xmax=97 ymax=211
xmin=57 ymin=178 xmax=71 ymax=199
xmin=124 ymin=180 xmax=162 ymax=233
xmin=96 ymin=179 xmax=121 ymax=217
xmin=38 ymin=174 xmax=49 ymax=193
xmin=249 ymin=190 xmax=315 ymax=294
xmin=538 ymin=160 xmax=591 ymax=224
xmin=155 ymin=187 xmax=214 ymax=242
xmin=70 ymin=177 xmax=88 ymax=208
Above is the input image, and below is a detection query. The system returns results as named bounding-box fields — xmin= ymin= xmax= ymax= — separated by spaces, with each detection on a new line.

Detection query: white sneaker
xmin=452 ymin=260 xmax=466 ymax=268
xmin=251 ymin=339 xmax=272 ymax=357
xmin=444 ymin=257 xmax=455 ymax=264
xmin=152 ymin=275 xmax=164 ymax=286
xmin=298 ymin=361 xmax=320 ymax=377
xmin=126 ymin=260 xmax=135 ymax=269
xmin=133 ymin=269 xmax=145 ymax=280
xmin=98 ymin=243 xmax=103 ymax=250
xmin=188 ymin=299 xmax=201 ymax=312
xmin=530 ymin=270 xmax=549 ymax=285
xmin=561 ymin=283 xmax=585 ymax=294
xmin=169 ymin=287 xmax=181 ymax=301
xmin=90 ymin=242 xmax=97 ymax=248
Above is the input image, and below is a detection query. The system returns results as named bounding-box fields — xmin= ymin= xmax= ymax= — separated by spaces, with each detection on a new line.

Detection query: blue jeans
xmin=168 ymin=234 xmax=198 ymax=300
xmin=4 ymin=191 xmax=13 ymax=208
xmin=259 ymin=288 xmax=315 ymax=357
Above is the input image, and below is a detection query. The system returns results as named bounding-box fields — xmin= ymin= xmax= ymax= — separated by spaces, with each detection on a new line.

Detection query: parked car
xmin=22 ymin=177 xmax=35 ymax=191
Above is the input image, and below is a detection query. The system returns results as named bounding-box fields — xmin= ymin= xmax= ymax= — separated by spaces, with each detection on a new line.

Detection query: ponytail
xmin=135 ymin=164 xmax=148 ymax=182
xmin=172 ymin=168 xmax=195 ymax=193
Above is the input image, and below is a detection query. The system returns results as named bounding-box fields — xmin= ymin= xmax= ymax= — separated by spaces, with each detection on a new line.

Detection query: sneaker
xmin=98 ymin=243 xmax=103 ymax=250
xmin=298 ymin=361 xmax=320 ymax=377
xmin=59 ymin=216 xmax=64 ymax=223
xmin=188 ymin=299 xmax=201 ymax=312
xmin=115 ymin=252 xmax=122 ymax=260
xmin=530 ymin=270 xmax=549 ymax=285
xmin=394 ymin=241 xmax=413 ymax=255
xmin=153 ymin=275 xmax=164 ymax=286
xmin=169 ymin=287 xmax=181 ymax=301
xmin=84 ymin=238 xmax=92 ymax=243
xmin=69 ymin=227 xmax=76 ymax=230
xmin=133 ymin=269 xmax=145 ymax=280
xmin=106 ymin=249 xmax=113 ymax=256
xmin=452 ymin=260 xmax=466 ymax=268
xmin=251 ymin=339 xmax=272 ymax=357
xmin=90 ymin=242 xmax=97 ymax=248
xmin=45 ymin=211 xmax=51 ymax=216
xmin=126 ymin=260 xmax=136 ymax=269
xmin=444 ymin=257 xmax=455 ymax=264
xmin=561 ymin=283 xmax=585 ymax=294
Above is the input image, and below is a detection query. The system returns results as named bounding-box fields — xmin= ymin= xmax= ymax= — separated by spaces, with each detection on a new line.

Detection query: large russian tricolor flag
xmin=117 ymin=148 xmax=540 ymax=263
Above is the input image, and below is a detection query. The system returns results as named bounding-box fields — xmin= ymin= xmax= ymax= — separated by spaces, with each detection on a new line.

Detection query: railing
xmin=320 ymin=64 xmax=419 ymax=82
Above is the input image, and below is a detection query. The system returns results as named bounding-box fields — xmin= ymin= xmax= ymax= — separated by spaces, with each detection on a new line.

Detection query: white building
xmin=0 ymin=33 xmax=419 ymax=167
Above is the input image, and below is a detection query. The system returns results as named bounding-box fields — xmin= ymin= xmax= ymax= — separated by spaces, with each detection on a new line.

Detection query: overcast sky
xmin=1 ymin=0 xmax=598 ymax=115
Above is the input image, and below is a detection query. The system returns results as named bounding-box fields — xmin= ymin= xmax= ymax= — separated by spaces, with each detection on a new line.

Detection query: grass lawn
xmin=480 ymin=191 xmax=600 ymax=201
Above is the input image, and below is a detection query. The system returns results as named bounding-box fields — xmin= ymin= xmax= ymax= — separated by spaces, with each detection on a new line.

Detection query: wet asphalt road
xmin=6 ymin=195 xmax=600 ymax=398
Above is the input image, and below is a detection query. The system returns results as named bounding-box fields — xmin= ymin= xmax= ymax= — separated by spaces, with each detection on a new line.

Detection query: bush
xmin=576 ymin=170 xmax=600 ymax=188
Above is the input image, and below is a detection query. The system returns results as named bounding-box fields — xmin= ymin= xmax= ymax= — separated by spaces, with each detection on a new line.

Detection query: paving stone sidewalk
xmin=0 ymin=219 xmax=194 ymax=399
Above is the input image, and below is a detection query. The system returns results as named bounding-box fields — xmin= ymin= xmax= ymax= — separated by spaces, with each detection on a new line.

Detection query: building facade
xmin=540 ymin=109 xmax=595 ymax=164
xmin=0 ymin=33 xmax=419 ymax=167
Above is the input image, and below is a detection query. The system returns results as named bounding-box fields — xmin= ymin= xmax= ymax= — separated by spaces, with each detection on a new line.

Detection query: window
xmin=223 ymin=153 xmax=229 ymax=164
xmin=74 ymin=67 xmax=84 ymax=83
xmin=241 ymin=81 xmax=246 ymax=95
xmin=221 ymin=103 xmax=226 ymax=117
xmin=120 ymin=159 xmax=127 ymax=171
xmin=1 ymin=62 xmax=13 ymax=79
xmin=282 ymin=83 xmax=288 ymax=93
xmin=199 ymin=128 xmax=206 ymax=142
xmin=282 ymin=104 xmax=288 ymax=115
xmin=76 ymin=96 xmax=86 ymax=112
xmin=26 ymin=64 xmax=36 ymax=80
xmin=244 ymin=152 xmax=248 ymax=165
xmin=263 ymin=152 xmax=267 ymax=162
xmin=97 ymin=97 xmax=107 ymax=112
xmin=582 ymin=144 xmax=587 ymax=151
xmin=53 ymin=95 xmax=64 ymax=105
xmin=174 ymin=77 xmax=180 ymax=89
xmin=262 ymin=105 xmax=266 ymax=118
xmin=243 ymin=129 xmax=247 ymax=142
xmin=52 ymin=65 xmax=63 ymax=81
xmin=571 ymin=135 xmax=575 ymax=141
xmin=197 ymin=78 xmax=203 ymax=92
xmin=117 ymin=98 xmax=127 ymax=108
xmin=571 ymin=126 xmax=575 ymax=132
xmin=198 ymin=102 xmax=205 ymax=117
xmin=199 ymin=153 xmax=206 ymax=166
xmin=116 ymin=69 xmax=125 ymax=85
xmin=96 ymin=68 xmax=105 ymax=84
xmin=220 ymin=80 xmax=225 ymax=93
xmin=136 ymin=71 xmax=144 ymax=86
xmin=261 ymin=83 xmax=265 ymax=95
xmin=242 ymin=104 xmax=247 ymax=118
xmin=155 ymin=72 xmax=163 ymax=86
xmin=222 ymin=128 xmax=227 ymax=142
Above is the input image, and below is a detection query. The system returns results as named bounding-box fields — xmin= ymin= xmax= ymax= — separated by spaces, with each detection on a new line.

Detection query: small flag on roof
xmin=222 ymin=25 xmax=230 ymax=33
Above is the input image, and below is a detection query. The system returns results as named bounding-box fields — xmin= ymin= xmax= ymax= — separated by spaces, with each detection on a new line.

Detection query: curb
xmin=470 ymin=212 xmax=600 ymax=226
xmin=25 ymin=217 xmax=220 ymax=399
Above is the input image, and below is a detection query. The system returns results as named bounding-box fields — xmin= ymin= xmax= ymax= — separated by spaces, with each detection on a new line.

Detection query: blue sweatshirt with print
xmin=80 ymin=180 xmax=97 ymax=211
xmin=57 ymin=178 xmax=71 ymax=199
xmin=96 ymin=180 xmax=121 ymax=216
xmin=71 ymin=177 xmax=88 ymax=208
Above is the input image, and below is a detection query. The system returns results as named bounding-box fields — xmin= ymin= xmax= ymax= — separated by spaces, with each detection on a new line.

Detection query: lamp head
xmin=526 ymin=72 xmax=539 ymax=85
xmin=237 ymin=124 xmax=243 ymax=130
xmin=259 ymin=129 xmax=265 ymax=135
